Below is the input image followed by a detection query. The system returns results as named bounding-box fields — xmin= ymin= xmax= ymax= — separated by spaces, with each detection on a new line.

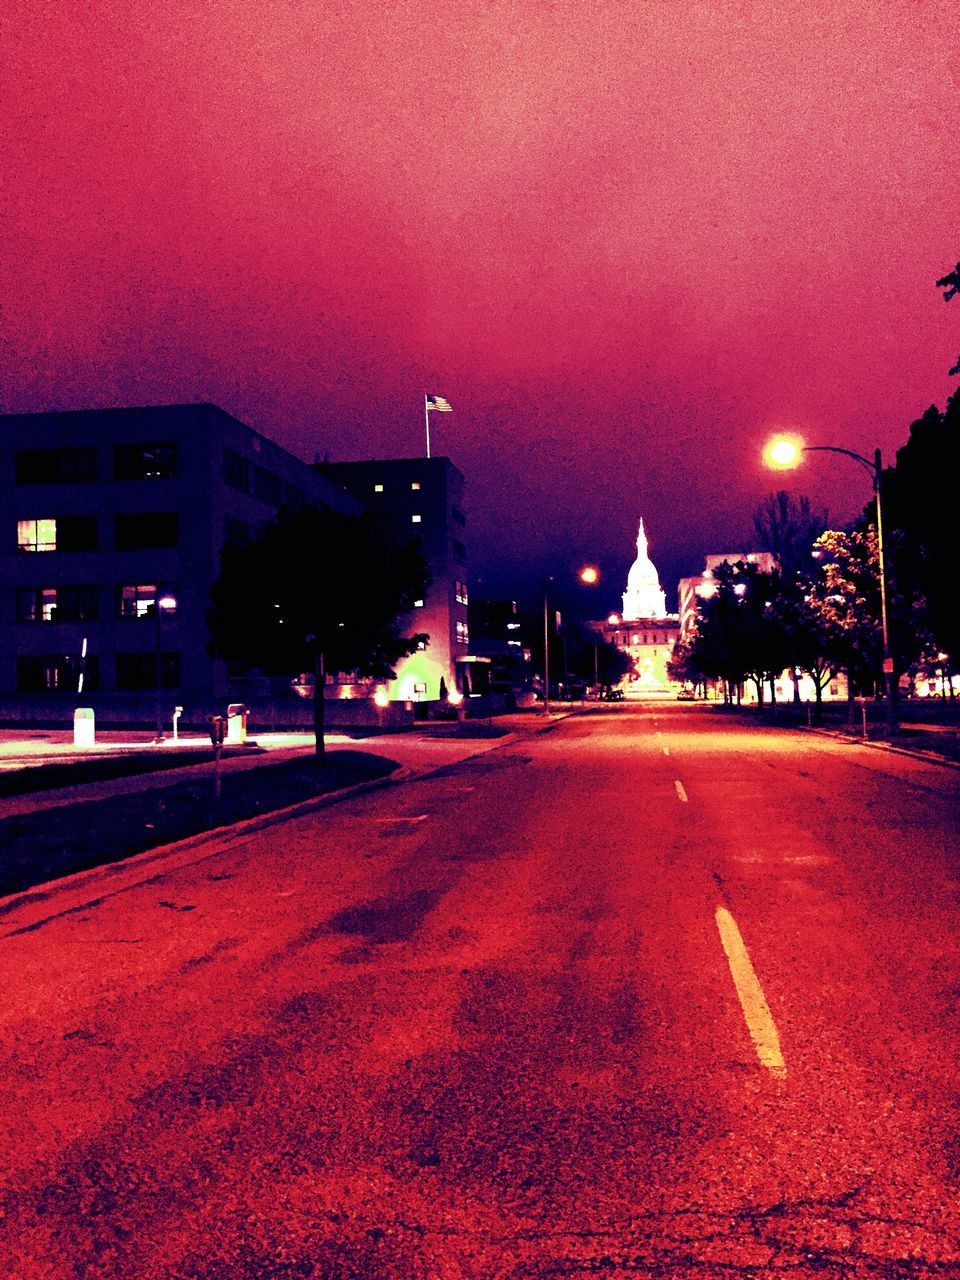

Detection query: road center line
xmin=714 ymin=906 xmax=787 ymax=1079
xmin=662 ymin=746 xmax=670 ymax=757
xmin=674 ymin=780 xmax=687 ymax=802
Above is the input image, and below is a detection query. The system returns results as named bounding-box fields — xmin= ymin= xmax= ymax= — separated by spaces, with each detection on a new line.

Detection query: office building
xmin=317 ymin=457 xmax=469 ymax=702
xmin=0 ymin=404 xmax=361 ymax=724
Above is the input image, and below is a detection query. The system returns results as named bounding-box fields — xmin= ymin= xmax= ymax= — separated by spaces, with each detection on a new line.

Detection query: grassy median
xmin=0 ymin=751 xmax=398 ymax=900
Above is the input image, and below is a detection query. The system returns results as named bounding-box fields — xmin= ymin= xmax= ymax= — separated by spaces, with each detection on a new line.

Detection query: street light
xmin=763 ymin=434 xmax=896 ymax=734
xmin=153 ymin=592 xmax=177 ymax=741
xmin=543 ymin=566 xmax=599 ymax=717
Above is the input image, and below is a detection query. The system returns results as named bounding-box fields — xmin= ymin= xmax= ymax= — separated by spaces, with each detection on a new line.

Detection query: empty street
xmin=2 ymin=706 xmax=959 ymax=1278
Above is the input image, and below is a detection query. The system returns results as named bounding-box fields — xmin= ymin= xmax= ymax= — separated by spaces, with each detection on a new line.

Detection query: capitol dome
xmin=622 ymin=519 xmax=667 ymax=621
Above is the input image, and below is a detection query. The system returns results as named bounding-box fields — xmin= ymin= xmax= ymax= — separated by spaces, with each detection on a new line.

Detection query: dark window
xmin=252 ymin=466 xmax=282 ymax=506
xmin=57 ymin=516 xmax=98 ymax=551
xmin=17 ymin=586 xmax=99 ymax=622
xmin=17 ymin=654 xmax=99 ymax=691
xmin=224 ymin=517 xmax=251 ymax=546
xmin=223 ymin=450 xmax=250 ymax=492
xmin=283 ymin=484 xmax=308 ymax=510
xmin=114 ymin=512 xmax=178 ymax=550
xmin=117 ymin=583 xmax=177 ymax=618
xmin=452 ymin=538 xmax=467 ymax=562
xmin=452 ymin=506 xmax=466 ymax=526
xmin=15 ymin=448 xmax=97 ymax=484
xmin=115 ymin=652 xmax=180 ymax=690
xmin=113 ymin=442 xmax=177 ymax=480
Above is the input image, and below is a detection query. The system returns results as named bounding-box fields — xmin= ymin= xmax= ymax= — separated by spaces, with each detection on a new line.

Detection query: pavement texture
xmin=1 ymin=704 xmax=959 ymax=1277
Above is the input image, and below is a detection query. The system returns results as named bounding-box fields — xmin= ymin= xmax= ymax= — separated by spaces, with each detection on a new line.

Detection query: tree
xmin=688 ymin=562 xmax=792 ymax=705
xmin=806 ymin=527 xmax=882 ymax=696
xmin=208 ymin=506 xmax=430 ymax=756
xmin=881 ymin=394 xmax=960 ymax=674
xmin=753 ymin=491 xmax=827 ymax=578
xmin=937 ymin=260 xmax=960 ymax=377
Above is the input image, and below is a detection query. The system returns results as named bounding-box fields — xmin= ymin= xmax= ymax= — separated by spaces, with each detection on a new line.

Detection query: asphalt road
xmin=2 ymin=704 xmax=959 ymax=1278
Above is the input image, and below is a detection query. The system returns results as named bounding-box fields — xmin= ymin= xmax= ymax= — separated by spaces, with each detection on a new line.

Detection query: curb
xmin=801 ymin=725 xmax=960 ymax=772
xmin=0 ymin=729 xmax=527 ymax=939
xmin=0 ymin=767 xmax=409 ymax=939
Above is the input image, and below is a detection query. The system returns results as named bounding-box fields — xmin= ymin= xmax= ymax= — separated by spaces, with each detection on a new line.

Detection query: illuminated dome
xmin=622 ymin=519 xmax=667 ymax=620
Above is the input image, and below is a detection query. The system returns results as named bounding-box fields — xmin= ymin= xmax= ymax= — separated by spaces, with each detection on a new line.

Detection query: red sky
xmin=3 ymin=1 xmax=958 ymax=604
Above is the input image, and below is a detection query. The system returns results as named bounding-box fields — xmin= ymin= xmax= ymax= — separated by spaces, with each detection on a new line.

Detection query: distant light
xmin=157 ymin=594 xmax=177 ymax=611
xmin=734 ymin=583 xmax=747 ymax=596
xmin=579 ymin=565 xmax=599 ymax=585
xmin=763 ymin=436 xmax=803 ymax=469
xmin=448 ymin=689 xmax=464 ymax=705
xmin=373 ymin=687 xmax=389 ymax=708
xmin=607 ymin=613 xmax=620 ymax=625
xmin=697 ymin=582 xmax=717 ymax=598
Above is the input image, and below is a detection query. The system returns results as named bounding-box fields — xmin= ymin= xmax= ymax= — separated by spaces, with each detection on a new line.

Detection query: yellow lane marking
xmin=674 ymin=780 xmax=688 ymax=802
xmin=715 ymin=906 xmax=787 ymax=1079
xmin=663 ymin=746 xmax=670 ymax=757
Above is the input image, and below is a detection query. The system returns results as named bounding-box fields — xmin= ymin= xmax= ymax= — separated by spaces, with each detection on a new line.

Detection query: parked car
xmin=676 ymin=687 xmax=696 ymax=700
xmin=600 ymin=687 xmax=625 ymax=702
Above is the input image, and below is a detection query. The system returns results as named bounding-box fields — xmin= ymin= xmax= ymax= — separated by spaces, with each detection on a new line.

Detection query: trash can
xmin=226 ymin=703 xmax=248 ymax=745
xmin=73 ymin=707 xmax=95 ymax=748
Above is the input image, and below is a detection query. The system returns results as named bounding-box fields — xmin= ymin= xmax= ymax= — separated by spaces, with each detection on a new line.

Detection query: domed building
xmin=594 ymin=520 xmax=679 ymax=694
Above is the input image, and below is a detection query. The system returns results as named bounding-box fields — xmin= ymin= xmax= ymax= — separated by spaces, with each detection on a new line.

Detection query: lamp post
xmin=764 ymin=436 xmax=896 ymax=734
xmin=153 ymin=592 xmax=177 ymax=741
xmin=543 ymin=566 xmax=598 ymax=717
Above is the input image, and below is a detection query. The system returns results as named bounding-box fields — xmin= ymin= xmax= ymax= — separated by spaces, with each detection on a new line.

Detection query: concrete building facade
xmin=0 ymin=404 xmax=362 ymax=725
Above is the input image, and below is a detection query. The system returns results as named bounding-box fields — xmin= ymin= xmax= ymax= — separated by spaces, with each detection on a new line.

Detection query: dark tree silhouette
xmin=753 ymin=491 xmax=827 ymax=578
xmin=937 ymin=260 xmax=960 ymax=376
xmin=208 ymin=506 xmax=430 ymax=756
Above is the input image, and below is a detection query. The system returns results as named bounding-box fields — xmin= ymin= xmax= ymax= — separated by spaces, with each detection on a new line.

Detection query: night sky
xmin=3 ymin=2 xmax=958 ymax=610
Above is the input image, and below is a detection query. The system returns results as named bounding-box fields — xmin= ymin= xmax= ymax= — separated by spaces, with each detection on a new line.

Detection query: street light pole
xmin=542 ymin=577 xmax=554 ymax=718
xmin=764 ymin=438 xmax=897 ymax=734
xmin=542 ymin=566 xmax=599 ymax=718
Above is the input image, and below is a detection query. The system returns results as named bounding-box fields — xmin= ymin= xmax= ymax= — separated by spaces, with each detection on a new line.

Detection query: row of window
xmin=16 ymin=513 xmax=178 ymax=552
xmin=14 ymin=583 xmax=178 ymax=622
xmin=15 ymin=444 xmax=178 ymax=485
xmin=223 ymin=450 xmax=307 ymax=509
xmin=16 ymin=653 xmax=180 ymax=692
xmin=615 ymin=632 xmax=670 ymax=646
xmin=373 ymin=481 xmax=421 ymax=493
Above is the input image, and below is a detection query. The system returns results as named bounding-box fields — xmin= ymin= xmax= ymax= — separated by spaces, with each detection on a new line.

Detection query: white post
xmin=424 ymin=394 xmax=431 ymax=459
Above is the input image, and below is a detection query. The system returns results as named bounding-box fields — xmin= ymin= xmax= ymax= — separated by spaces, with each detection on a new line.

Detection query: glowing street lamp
xmin=543 ymin=566 xmax=599 ymax=717
xmin=763 ymin=434 xmax=896 ymax=734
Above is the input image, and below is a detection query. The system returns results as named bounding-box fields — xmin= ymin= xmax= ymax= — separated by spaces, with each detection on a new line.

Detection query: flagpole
xmin=424 ymin=394 xmax=431 ymax=459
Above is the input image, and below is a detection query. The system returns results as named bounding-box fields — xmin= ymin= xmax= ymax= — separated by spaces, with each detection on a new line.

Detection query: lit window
xmin=632 ymin=634 xmax=639 ymax=645
xmin=411 ymin=514 xmax=422 ymax=524
xmin=456 ymin=621 xmax=469 ymax=645
xmin=413 ymin=599 xmax=424 ymax=608
xmin=118 ymin=583 xmax=178 ymax=619
xmin=374 ymin=483 xmax=384 ymax=493
xmin=411 ymin=481 xmax=420 ymax=491
xmin=18 ymin=518 xmax=58 ymax=552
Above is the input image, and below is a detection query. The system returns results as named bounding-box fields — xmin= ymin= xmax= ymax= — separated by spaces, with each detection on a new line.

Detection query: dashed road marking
xmin=371 ymin=814 xmax=428 ymax=825
xmin=674 ymin=780 xmax=687 ymax=802
xmin=662 ymin=746 xmax=670 ymax=757
xmin=715 ymin=905 xmax=787 ymax=1079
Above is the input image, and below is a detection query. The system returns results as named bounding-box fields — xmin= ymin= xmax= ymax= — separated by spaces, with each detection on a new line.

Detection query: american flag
xmin=425 ymin=394 xmax=452 ymax=412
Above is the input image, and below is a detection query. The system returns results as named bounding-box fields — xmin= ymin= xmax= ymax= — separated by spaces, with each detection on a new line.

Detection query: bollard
xmin=226 ymin=703 xmax=247 ymax=745
xmin=73 ymin=707 xmax=95 ymax=748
